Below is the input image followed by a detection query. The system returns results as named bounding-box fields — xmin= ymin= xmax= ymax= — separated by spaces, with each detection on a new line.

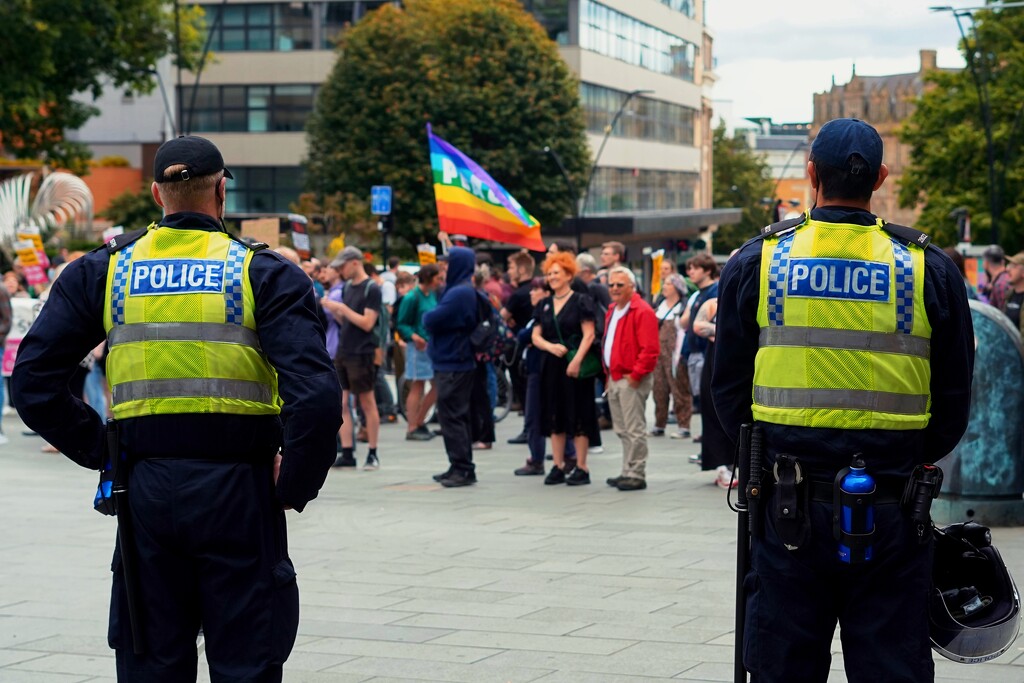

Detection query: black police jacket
xmin=12 ymin=213 xmax=342 ymax=511
xmin=712 ymin=207 xmax=975 ymax=481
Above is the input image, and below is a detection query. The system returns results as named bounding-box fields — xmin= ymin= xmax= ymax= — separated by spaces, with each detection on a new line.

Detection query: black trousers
xmin=110 ymin=459 xmax=297 ymax=682
xmin=744 ymin=498 xmax=933 ymax=682
xmin=435 ymin=370 xmax=475 ymax=475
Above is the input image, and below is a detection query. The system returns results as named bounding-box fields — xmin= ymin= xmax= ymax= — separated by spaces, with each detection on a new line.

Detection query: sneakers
xmin=589 ymin=446 xmax=604 ymax=454
xmin=716 ymin=466 xmax=737 ymax=490
xmin=688 ymin=453 xmax=702 ymax=465
xmin=406 ymin=426 xmax=433 ymax=441
xmin=565 ymin=468 xmax=591 ymax=486
xmin=364 ymin=453 xmax=380 ymax=471
xmin=440 ymin=471 xmax=477 ymax=487
xmin=650 ymin=428 xmax=665 ymax=437
xmin=616 ymin=477 xmax=647 ymax=491
xmin=544 ymin=466 xmax=568 ymax=485
xmin=507 ymin=431 xmax=529 ymax=445
xmin=334 ymin=454 xmax=357 ymax=468
xmin=669 ymin=429 xmax=692 ymax=439
xmin=514 ymin=460 xmax=544 ymax=476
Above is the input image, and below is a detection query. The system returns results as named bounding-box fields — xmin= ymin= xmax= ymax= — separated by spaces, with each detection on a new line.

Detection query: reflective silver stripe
xmin=108 ymin=323 xmax=261 ymax=351
xmin=754 ymin=387 xmax=928 ymax=415
xmin=112 ymin=378 xmax=273 ymax=405
xmin=759 ymin=327 xmax=930 ymax=358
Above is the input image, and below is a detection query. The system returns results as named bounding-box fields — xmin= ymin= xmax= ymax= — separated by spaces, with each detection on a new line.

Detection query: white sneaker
xmin=590 ymin=446 xmax=604 ymax=454
xmin=669 ymin=429 xmax=691 ymax=439
xmin=1 ymin=406 xmax=12 ymax=416
xmin=716 ymin=466 xmax=737 ymax=490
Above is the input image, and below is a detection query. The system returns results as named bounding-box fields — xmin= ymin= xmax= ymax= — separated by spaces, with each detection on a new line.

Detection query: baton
xmin=109 ymin=421 xmax=145 ymax=655
xmin=734 ymin=424 xmax=752 ymax=683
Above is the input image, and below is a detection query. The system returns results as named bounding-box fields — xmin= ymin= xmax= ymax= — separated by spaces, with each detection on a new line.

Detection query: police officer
xmin=12 ymin=135 xmax=342 ymax=681
xmin=713 ymin=118 xmax=974 ymax=682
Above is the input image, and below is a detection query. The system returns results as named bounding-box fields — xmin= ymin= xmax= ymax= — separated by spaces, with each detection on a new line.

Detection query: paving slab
xmin=3 ymin=397 xmax=1023 ymax=682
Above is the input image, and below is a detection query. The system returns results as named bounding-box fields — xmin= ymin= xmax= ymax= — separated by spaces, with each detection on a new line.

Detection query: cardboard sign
xmin=651 ymin=249 xmax=664 ymax=297
xmin=417 ymin=244 xmax=437 ymax=265
xmin=2 ymin=297 xmax=44 ymax=376
xmin=240 ymin=218 xmax=280 ymax=248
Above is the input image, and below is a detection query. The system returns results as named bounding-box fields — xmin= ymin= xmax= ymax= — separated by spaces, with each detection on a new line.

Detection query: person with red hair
xmin=531 ymin=252 xmax=600 ymax=486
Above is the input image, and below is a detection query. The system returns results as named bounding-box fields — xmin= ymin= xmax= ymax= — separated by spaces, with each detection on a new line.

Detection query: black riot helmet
xmin=929 ymin=522 xmax=1021 ymax=664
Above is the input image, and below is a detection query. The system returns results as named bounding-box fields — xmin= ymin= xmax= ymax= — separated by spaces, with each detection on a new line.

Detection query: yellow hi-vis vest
xmin=753 ymin=215 xmax=931 ymax=430
xmin=103 ymin=225 xmax=280 ymax=419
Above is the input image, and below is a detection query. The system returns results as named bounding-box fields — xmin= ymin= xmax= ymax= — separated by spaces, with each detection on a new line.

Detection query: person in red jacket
xmin=602 ymin=266 xmax=660 ymax=491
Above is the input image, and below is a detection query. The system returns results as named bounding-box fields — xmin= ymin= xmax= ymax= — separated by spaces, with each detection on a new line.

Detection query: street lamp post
xmin=579 ymin=88 xmax=654 ymax=250
xmin=931 ymin=2 xmax=1024 ymax=245
xmin=537 ymin=146 xmax=581 ymax=250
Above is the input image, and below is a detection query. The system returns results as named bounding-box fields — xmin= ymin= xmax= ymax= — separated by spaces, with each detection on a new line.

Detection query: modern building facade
xmin=67 ymin=0 xmax=733 ymax=248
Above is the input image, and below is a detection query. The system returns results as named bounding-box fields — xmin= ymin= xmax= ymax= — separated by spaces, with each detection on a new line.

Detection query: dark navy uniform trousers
xmin=109 ymin=459 xmax=297 ymax=682
xmin=744 ymin=498 xmax=934 ymax=682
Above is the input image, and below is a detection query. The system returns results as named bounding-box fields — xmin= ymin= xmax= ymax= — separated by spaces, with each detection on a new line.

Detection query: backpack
xmin=470 ymin=290 xmax=514 ymax=362
xmin=364 ymin=280 xmax=390 ymax=350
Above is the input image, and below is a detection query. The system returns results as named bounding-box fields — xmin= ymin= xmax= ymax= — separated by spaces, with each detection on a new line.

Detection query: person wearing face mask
xmin=12 ymin=135 xmax=341 ymax=681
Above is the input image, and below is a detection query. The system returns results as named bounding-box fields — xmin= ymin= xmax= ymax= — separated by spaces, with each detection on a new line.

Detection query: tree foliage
xmin=900 ymin=7 xmax=1024 ymax=250
xmin=712 ymin=123 xmax=774 ymax=254
xmin=0 ymin=0 xmax=205 ymax=173
xmin=101 ymin=186 xmax=158 ymax=231
xmin=305 ymin=0 xmax=590 ymax=249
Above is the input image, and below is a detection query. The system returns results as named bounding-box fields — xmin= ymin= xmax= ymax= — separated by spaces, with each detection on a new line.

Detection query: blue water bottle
xmin=837 ymin=456 xmax=875 ymax=564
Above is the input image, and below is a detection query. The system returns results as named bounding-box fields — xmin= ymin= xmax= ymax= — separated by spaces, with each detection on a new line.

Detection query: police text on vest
xmin=130 ymin=259 xmax=226 ymax=296
xmin=787 ymin=258 xmax=891 ymax=303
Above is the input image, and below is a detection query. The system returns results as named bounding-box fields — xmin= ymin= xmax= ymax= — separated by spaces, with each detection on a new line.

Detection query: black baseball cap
xmin=153 ymin=135 xmax=234 ymax=183
xmin=811 ymin=118 xmax=883 ymax=175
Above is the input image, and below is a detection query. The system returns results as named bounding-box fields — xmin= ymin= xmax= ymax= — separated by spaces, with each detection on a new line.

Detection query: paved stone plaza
xmin=2 ymin=399 xmax=1022 ymax=682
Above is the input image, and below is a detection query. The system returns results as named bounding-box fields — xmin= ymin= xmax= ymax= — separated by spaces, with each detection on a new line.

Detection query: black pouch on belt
xmin=772 ymin=454 xmax=811 ymax=550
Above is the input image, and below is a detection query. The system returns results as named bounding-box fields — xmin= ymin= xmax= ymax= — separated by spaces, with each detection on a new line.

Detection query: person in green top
xmin=396 ymin=264 xmax=441 ymax=440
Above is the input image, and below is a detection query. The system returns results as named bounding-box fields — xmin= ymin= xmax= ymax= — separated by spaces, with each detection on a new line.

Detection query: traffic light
xmin=676 ymin=239 xmax=690 ymax=252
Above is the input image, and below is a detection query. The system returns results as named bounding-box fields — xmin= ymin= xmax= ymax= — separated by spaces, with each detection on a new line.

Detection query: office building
xmin=68 ymin=0 xmax=735 ymax=248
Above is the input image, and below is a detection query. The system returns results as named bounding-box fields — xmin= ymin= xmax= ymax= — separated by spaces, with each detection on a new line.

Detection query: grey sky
xmin=706 ymin=0 xmax=968 ymax=125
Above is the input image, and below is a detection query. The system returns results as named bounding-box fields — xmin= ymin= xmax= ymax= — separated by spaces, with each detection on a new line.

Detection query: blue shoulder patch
xmin=787 ymin=258 xmax=891 ymax=303
xmin=130 ymin=259 xmax=226 ymax=296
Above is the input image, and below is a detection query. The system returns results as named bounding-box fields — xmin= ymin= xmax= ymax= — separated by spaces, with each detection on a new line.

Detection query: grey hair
xmin=576 ymin=252 xmax=598 ymax=273
xmin=608 ymin=265 xmax=636 ymax=285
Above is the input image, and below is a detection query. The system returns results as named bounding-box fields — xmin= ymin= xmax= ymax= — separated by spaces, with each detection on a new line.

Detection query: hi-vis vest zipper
xmin=753 ymin=215 xmax=931 ymax=430
xmin=103 ymin=225 xmax=280 ymax=419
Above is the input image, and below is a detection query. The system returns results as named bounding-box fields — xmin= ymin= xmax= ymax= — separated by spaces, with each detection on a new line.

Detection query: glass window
xmin=226 ymin=166 xmax=305 ymax=214
xmin=580 ymin=0 xmax=696 ymax=82
xmin=589 ymin=167 xmax=697 ymax=212
xmin=581 ymin=83 xmax=695 ymax=145
xmin=180 ymin=84 xmax=317 ymax=134
xmin=323 ymin=2 xmax=355 ymax=48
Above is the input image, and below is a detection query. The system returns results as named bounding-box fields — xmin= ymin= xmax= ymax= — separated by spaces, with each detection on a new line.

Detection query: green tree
xmin=0 ymin=0 xmax=205 ymax=173
xmin=900 ymin=7 xmax=1024 ymax=250
xmin=101 ymin=187 xmax=159 ymax=231
xmin=305 ymin=0 xmax=590 ymax=249
xmin=712 ymin=123 xmax=774 ymax=254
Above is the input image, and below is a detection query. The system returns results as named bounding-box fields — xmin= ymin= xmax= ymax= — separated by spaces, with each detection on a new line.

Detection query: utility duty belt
xmin=739 ymin=425 xmax=943 ymax=559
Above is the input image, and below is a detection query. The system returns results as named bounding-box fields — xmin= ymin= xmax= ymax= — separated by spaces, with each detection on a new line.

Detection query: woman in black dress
xmin=531 ymin=252 xmax=599 ymax=486
xmin=694 ymin=297 xmax=734 ymax=488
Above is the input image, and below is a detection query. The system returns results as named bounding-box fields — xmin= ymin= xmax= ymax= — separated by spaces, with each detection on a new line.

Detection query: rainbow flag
xmin=428 ymin=124 xmax=544 ymax=251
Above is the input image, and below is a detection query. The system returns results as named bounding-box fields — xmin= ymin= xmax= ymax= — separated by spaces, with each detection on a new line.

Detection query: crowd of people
xmin=282 ymin=234 xmax=734 ymax=491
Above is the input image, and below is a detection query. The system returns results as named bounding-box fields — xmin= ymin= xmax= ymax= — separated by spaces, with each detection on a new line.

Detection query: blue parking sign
xmin=371 ymin=185 xmax=392 ymax=215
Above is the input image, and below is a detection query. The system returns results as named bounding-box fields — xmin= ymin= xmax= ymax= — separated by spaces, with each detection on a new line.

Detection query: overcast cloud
xmin=706 ymin=0 xmax=968 ymax=125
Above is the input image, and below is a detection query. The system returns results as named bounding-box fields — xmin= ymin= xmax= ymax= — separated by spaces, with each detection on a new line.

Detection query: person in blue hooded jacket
xmin=423 ymin=246 xmax=480 ymax=487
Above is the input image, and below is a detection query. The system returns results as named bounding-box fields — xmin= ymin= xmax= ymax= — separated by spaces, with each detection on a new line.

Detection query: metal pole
xmin=579 ymin=89 xmax=653 ymax=250
xmin=952 ymin=10 xmax=1000 ymax=245
xmin=542 ymin=146 xmax=580 ymax=250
